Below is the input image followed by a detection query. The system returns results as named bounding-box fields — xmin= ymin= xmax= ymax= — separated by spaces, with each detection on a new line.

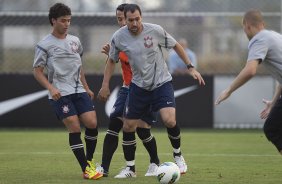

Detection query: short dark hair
xmin=243 ymin=9 xmax=264 ymax=27
xmin=124 ymin=4 xmax=142 ymax=18
xmin=116 ymin=3 xmax=128 ymax=14
xmin=48 ymin=3 xmax=71 ymax=26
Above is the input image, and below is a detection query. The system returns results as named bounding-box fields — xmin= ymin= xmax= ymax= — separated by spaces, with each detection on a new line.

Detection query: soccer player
xmin=98 ymin=3 xmax=160 ymax=177
xmin=215 ymin=9 xmax=282 ymax=155
xmin=33 ymin=3 xmax=102 ymax=180
xmin=99 ymin=3 xmax=205 ymax=178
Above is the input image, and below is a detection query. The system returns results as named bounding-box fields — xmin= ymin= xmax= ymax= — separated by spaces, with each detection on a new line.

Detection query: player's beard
xmin=129 ymin=25 xmax=141 ymax=35
xmin=131 ymin=27 xmax=138 ymax=33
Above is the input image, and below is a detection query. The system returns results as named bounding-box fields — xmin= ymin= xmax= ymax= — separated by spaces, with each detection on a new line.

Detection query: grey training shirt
xmin=109 ymin=23 xmax=176 ymax=90
xmin=247 ymin=29 xmax=282 ymax=84
xmin=33 ymin=34 xmax=86 ymax=99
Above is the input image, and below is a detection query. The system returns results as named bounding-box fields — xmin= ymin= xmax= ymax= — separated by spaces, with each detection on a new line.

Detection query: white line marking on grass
xmin=187 ymin=153 xmax=279 ymax=157
xmin=0 ymin=152 xmax=279 ymax=157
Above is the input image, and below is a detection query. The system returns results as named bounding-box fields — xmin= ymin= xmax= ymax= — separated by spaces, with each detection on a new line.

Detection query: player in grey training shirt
xmin=215 ymin=9 xmax=282 ymax=155
xmin=98 ymin=4 xmax=205 ymax=178
xmin=98 ymin=3 xmax=160 ymax=178
xmin=109 ymin=22 xmax=175 ymax=90
xmin=33 ymin=3 xmax=102 ymax=180
xmin=34 ymin=34 xmax=85 ymax=98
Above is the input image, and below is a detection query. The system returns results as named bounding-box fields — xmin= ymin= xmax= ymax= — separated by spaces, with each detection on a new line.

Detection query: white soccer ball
xmin=156 ymin=162 xmax=181 ymax=184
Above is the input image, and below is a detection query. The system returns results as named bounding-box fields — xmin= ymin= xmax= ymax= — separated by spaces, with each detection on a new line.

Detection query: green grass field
xmin=0 ymin=128 xmax=281 ymax=184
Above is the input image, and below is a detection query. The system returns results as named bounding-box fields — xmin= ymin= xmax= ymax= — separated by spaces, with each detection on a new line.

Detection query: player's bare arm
xmin=33 ymin=66 xmax=61 ymax=101
xmin=97 ymin=58 xmax=116 ymax=102
xmin=80 ymin=68 xmax=94 ymax=100
xmin=173 ymin=42 xmax=205 ymax=86
xmin=260 ymin=82 xmax=281 ymax=119
xmin=215 ymin=60 xmax=259 ymax=105
xmin=101 ymin=43 xmax=110 ymax=56
xmin=260 ymin=82 xmax=282 ymax=119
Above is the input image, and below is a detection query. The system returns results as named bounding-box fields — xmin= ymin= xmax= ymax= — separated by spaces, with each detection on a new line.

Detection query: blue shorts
xmin=111 ymin=86 xmax=157 ymax=125
xmin=125 ymin=81 xmax=175 ymax=120
xmin=49 ymin=92 xmax=95 ymax=120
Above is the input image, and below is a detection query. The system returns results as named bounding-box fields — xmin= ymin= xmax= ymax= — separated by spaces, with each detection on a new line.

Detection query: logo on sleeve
xmin=144 ymin=36 xmax=153 ymax=48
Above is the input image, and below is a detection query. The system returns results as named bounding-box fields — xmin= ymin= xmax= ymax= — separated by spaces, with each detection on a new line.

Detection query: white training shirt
xmin=109 ymin=23 xmax=176 ymax=91
xmin=247 ymin=29 xmax=282 ymax=84
xmin=33 ymin=34 xmax=86 ymax=99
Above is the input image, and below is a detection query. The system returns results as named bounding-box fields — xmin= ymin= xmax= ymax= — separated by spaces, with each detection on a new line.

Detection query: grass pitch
xmin=0 ymin=128 xmax=280 ymax=184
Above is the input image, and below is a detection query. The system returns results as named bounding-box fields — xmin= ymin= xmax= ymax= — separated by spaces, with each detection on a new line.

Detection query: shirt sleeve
xmin=33 ymin=44 xmax=47 ymax=68
xmin=109 ymin=34 xmax=120 ymax=63
xmin=77 ymin=38 xmax=83 ymax=57
xmin=247 ymin=38 xmax=268 ymax=63
xmin=155 ymin=25 xmax=176 ymax=49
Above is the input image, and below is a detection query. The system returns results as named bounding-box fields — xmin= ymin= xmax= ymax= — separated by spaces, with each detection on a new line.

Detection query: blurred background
xmin=0 ymin=0 xmax=279 ymax=128
xmin=1 ymin=0 xmax=281 ymax=74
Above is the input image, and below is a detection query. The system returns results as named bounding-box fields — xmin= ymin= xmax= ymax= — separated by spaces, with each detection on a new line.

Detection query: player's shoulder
xmin=37 ymin=34 xmax=54 ymax=48
xmin=113 ymin=26 xmax=127 ymax=37
xmin=111 ymin=27 xmax=128 ymax=44
xmin=66 ymin=34 xmax=79 ymax=39
xmin=250 ymin=30 xmax=276 ymax=45
xmin=37 ymin=34 xmax=50 ymax=42
xmin=143 ymin=23 xmax=164 ymax=35
xmin=143 ymin=23 xmax=163 ymax=30
xmin=254 ymin=30 xmax=280 ymax=40
xmin=248 ymin=30 xmax=270 ymax=49
xmin=66 ymin=34 xmax=81 ymax=43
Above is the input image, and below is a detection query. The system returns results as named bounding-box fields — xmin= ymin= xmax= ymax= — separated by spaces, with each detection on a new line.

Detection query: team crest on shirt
xmin=69 ymin=41 xmax=79 ymax=53
xmin=62 ymin=105 xmax=70 ymax=114
xmin=144 ymin=36 xmax=153 ymax=48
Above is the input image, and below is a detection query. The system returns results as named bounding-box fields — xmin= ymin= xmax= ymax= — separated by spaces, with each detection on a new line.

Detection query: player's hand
xmin=215 ymin=89 xmax=231 ymax=105
xmin=188 ymin=68 xmax=205 ymax=86
xmin=260 ymin=99 xmax=272 ymax=119
xmin=101 ymin=43 xmax=110 ymax=56
xmin=97 ymin=87 xmax=110 ymax=102
xmin=86 ymin=88 xmax=95 ymax=100
xmin=50 ymin=87 xmax=61 ymax=101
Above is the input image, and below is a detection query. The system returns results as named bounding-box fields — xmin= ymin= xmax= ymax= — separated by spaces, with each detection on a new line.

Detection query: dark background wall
xmin=0 ymin=74 xmax=213 ymax=128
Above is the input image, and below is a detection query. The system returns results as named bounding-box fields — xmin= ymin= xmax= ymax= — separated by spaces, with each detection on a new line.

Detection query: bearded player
xmin=97 ymin=3 xmax=160 ymax=178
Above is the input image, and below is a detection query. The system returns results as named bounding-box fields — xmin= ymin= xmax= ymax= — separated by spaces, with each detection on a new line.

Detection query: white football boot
xmin=114 ymin=167 xmax=136 ymax=178
xmin=174 ymin=155 xmax=188 ymax=174
xmin=145 ymin=163 xmax=159 ymax=176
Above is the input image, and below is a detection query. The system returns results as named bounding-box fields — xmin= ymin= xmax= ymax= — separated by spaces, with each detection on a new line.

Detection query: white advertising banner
xmin=214 ymin=76 xmax=275 ymax=128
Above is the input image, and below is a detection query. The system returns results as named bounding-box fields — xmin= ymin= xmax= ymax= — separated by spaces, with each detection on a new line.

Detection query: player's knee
xmin=67 ymin=123 xmax=81 ymax=133
xmin=82 ymin=116 xmax=98 ymax=129
xmin=123 ymin=119 xmax=137 ymax=132
xmin=163 ymin=119 xmax=176 ymax=128
xmin=137 ymin=121 xmax=151 ymax=128
xmin=123 ymin=123 xmax=135 ymax=132
xmin=161 ymin=113 xmax=176 ymax=128
xmin=85 ymin=120 xmax=97 ymax=129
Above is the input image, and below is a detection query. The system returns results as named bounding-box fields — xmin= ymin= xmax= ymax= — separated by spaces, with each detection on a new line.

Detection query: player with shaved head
xmin=216 ymin=9 xmax=282 ymax=155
